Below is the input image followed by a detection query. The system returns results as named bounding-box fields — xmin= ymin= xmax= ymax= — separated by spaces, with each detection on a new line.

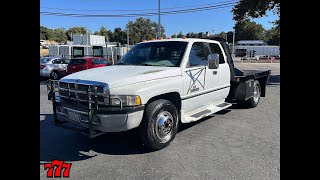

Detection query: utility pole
xmin=106 ymin=27 xmax=109 ymax=43
xmin=127 ymin=28 xmax=129 ymax=51
xmin=87 ymin=30 xmax=89 ymax=45
xmin=158 ymin=0 xmax=161 ymax=39
xmin=232 ymin=29 xmax=235 ymax=58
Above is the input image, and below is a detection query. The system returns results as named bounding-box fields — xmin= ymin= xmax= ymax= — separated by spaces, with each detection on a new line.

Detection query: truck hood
xmin=61 ymin=65 xmax=181 ymax=88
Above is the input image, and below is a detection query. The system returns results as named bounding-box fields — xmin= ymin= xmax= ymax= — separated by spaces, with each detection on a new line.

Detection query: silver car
xmin=40 ymin=57 xmax=70 ymax=79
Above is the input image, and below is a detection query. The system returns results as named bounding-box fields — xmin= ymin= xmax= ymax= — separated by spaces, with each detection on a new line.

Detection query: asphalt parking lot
xmin=40 ymin=63 xmax=280 ymax=179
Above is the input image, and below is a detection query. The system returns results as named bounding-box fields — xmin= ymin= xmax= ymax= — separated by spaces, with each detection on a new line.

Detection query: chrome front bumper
xmin=56 ymin=105 xmax=144 ymax=133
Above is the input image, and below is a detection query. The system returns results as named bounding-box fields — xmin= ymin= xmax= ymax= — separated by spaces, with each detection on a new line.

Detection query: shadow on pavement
xmin=40 ymin=114 xmax=148 ymax=162
xmin=40 ymin=109 xmax=232 ymax=162
xmin=40 ymin=78 xmax=48 ymax=85
xmin=267 ymin=75 xmax=280 ymax=85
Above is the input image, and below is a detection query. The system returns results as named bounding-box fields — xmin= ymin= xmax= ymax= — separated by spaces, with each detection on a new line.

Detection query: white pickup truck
xmin=47 ymin=37 xmax=270 ymax=150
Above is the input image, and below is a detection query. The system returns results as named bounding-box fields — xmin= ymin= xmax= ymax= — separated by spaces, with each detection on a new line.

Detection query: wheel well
xmin=146 ymin=92 xmax=181 ymax=110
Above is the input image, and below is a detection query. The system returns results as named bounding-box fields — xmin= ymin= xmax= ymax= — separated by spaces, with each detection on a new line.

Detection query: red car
xmin=67 ymin=57 xmax=111 ymax=74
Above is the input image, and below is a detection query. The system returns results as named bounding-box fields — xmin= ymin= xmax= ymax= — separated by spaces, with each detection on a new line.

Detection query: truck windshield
xmin=117 ymin=41 xmax=188 ymax=67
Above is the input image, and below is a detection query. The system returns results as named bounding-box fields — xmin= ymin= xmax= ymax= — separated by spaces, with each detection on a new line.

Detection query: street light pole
xmin=127 ymin=28 xmax=129 ymax=51
xmin=158 ymin=0 xmax=161 ymax=39
xmin=232 ymin=29 xmax=235 ymax=58
xmin=106 ymin=27 xmax=109 ymax=43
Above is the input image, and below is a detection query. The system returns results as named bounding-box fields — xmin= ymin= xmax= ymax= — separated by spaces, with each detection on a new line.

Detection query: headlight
xmin=109 ymin=95 xmax=141 ymax=106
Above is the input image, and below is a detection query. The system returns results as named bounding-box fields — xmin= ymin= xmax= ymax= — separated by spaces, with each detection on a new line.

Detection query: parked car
xmin=40 ymin=57 xmax=70 ymax=79
xmin=259 ymin=55 xmax=270 ymax=60
xmin=270 ymin=55 xmax=280 ymax=60
xmin=241 ymin=57 xmax=257 ymax=61
xmin=67 ymin=57 xmax=111 ymax=74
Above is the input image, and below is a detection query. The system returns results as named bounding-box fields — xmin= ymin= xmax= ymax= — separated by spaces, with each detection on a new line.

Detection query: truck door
xmin=182 ymin=42 xmax=218 ymax=112
xmin=207 ymin=42 xmax=231 ymax=101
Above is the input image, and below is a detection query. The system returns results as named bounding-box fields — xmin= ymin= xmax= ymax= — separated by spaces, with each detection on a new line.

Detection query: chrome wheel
xmin=155 ymin=111 xmax=174 ymax=143
xmin=51 ymin=71 xmax=58 ymax=79
xmin=253 ymin=84 xmax=260 ymax=103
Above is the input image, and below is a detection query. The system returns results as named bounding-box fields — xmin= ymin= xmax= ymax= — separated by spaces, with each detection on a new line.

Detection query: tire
xmin=139 ymin=99 xmax=179 ymax=151
xmin=238 ymin=80 xmax=261 ymax=108
xmin=50 ymin=71 xmax=59 ymax=80
xmin=53 ymin=105 xmax=65 ymax=125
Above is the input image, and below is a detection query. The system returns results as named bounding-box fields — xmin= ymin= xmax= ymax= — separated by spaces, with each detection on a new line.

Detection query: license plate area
xmin=68 ymin=111 xmax=81 ymax=122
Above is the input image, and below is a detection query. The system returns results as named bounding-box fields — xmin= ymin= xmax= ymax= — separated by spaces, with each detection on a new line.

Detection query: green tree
xmin=126 ymin=17 xmax=165 ymax=44
xmin=52 ymin=28 xmax=67 ymax=43
xmin=232 ymin=0 xmax=280 ymax=26
xmin=40 ymin=26 xmax=54 ymax=40
xmin=234 ymin=20 xmax=265 ymax=41
xmin=264 ymin=27 xmax=280 ymax=45
xmin=213 ymin=31 xmax=228 ymax=40
xmin=177 ymin=31 xmax=184 ymax=38
xmin=171 ymin=34 xmax=177 ymax=38
xmin=226 ymin=31 xmax=234 ymax=43
xmin=112 ymin=27 xmax=127 ymax=45
xmin=94 ymin=26 xmax=113 ymax=42
xmin=186 ymin=32 xmax=197 ymax=38
xmin=40 ymin=26 xmax=47 ymax=40
xmin=66 ymin=27 xmax=87 ymax=40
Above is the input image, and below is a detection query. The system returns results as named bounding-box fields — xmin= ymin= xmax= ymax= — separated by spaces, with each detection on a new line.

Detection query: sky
xmin=40 ymin=0 xmax=278 ymax=36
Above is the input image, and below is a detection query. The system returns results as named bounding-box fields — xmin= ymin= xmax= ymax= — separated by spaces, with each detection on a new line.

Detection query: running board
xmin=182 ymin=102 xmax=232 ymax=123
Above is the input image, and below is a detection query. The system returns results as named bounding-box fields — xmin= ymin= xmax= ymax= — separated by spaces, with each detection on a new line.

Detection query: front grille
xmin=58 ymin=81 xmax=108 ymax=106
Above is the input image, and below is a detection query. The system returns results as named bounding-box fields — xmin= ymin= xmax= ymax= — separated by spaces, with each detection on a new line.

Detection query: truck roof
xmin=139 ymin=38 xmax=220 ymax=44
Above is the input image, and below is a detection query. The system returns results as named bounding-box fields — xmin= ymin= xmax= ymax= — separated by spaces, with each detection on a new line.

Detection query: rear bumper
xmin=56 ymin=104 xmax=145 ymax=133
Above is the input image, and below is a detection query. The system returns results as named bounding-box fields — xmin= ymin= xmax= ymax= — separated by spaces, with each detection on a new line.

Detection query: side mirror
xmin=208 ymin=53 xmax=219 ymax=69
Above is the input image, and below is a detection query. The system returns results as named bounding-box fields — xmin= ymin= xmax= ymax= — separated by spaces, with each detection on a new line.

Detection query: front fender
xmin=109 ymin=76 xmax=183 ymax=104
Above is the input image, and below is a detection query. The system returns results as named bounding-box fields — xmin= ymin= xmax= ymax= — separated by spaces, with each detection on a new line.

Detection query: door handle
xmin=212 ymin=71 xmax=217 ymax=75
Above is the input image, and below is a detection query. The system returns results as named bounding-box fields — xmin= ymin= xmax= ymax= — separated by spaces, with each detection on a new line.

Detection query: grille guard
xmin=47 ymin=79 xmax=123 ymax=138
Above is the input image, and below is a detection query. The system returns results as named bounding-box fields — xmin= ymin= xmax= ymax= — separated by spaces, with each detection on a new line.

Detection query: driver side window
xmin=188 ymin=42 xmax=210 ymax=67
xmin=209 ymin=43 xmax=225 ymax=64
xmin=52 ymin=59 xmax=61 ymax=64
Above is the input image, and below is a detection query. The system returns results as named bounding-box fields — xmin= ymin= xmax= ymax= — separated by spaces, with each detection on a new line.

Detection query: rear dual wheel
xmin=238 ymin=80 xmax=261 ymax=108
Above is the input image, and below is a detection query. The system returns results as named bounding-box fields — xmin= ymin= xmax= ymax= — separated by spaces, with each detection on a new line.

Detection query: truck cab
xmin=47 ymin=38 xmax=270 ymax=150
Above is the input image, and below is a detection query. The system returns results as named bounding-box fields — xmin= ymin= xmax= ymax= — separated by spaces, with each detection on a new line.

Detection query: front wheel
xmin=139 ymin=99 xmax=179 ymax=151
xmin=50 ymin=71 xmax=59 ymax=80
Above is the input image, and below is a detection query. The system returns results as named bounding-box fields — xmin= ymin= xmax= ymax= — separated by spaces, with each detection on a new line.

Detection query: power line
xmin=40 ymin=0 xmax=237 ymax=12
xmin=40 ymin=2 xmax=237 ymax=18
